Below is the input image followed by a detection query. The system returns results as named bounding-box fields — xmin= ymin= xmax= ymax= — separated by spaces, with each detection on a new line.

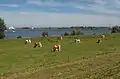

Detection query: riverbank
xmin=5 ymin=28 xmax=111 ymax=38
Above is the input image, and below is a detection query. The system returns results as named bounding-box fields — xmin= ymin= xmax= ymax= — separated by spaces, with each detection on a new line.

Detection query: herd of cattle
xmin=24 ymin=34 xmax=105 ymax=52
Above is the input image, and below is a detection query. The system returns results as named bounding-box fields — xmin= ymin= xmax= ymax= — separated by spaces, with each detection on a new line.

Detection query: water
xmin=5 ymin=28 xmax=111 ymax=38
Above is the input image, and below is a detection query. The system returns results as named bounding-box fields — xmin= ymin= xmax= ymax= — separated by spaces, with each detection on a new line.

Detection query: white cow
xmin=74 ymin=39 xmax=81 ymax=43
xmin=101 ymin=35 xmax=105 ymax=39
xmin=38 ymin=42 xmax=43 ymax=47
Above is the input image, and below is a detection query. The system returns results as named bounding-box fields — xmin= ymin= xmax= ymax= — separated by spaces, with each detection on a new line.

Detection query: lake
xmin=5 ymin=28 xmax=111 ymax=38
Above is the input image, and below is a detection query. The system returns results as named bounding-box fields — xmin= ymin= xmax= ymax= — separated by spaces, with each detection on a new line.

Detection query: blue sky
xmin=0 ymin=0 xmax=120 ymax=27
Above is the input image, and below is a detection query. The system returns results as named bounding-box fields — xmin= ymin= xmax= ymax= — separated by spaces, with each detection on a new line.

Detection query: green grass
xmin=0 ymin=33 xmax=120 ymax=79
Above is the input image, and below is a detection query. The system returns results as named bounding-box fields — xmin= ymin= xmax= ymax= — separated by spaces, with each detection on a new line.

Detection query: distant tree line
xmin=64 ymin=29 xmax=84 ymax=36
xmin=19 ymin=26 xmax=109 ymax=30
xmin=70 ymin=26 xmax=109 ymax=30
xmin=21 ymin=27 xmax=31 ymax=29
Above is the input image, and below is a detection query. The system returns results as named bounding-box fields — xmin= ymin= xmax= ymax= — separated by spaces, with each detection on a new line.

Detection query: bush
xmin=64 ymin=32 xmax=69 ymax=36
xmin=17 ymin=36 xmax=22 ymax=39
xmin=76 ymin=30 xmax=84 ymax=35
xmin=111 ymin=26 xmax=120 ymax=33
xmin=71 ymin=29 xmax=84 ymax=35
xmin=42 ymin=32 xmax=48 ymax=37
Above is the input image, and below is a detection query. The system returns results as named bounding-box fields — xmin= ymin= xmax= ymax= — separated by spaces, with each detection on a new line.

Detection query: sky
xmin=0 ymin=0 xmax=120 ymax=27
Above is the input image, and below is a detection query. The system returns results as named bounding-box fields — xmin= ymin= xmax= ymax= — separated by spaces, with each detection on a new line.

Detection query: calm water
xmin=5 ymin=28 xmax=111 ymax=38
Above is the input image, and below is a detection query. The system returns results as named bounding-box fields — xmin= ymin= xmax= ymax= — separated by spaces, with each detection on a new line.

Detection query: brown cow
xmin=57 ymin=36 xmax=63 ymax=41
xmin=33 ymin=42 xmax=43 ymax=48
xmin=52 ymin=44 xmax=61 ymax=52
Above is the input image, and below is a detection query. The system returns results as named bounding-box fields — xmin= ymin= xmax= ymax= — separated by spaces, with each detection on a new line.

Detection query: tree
xmin=0 ymin=18 xmax=6 ymax=39
xmin=76 ymin=30 xmax=84 ymax=35
xmin=111 ymin=26 xmax=120 ymax=33
xmin=71 ymin=30 xmax=76 ymax=35
xmin=71 ymin=29 xmax=84 ymax=35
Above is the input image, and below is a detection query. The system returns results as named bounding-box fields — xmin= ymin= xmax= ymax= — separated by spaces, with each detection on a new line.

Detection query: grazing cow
xmin=25 ymin=39 xmax=32 ymax=45
xmin=33 ymin=42 xmax=43 ymax=48
xmin=52 ymin=44 xmax=61 ymax=52
xmin=96 ymin=38 xmax=102 ymax=44
xmin=74 ymin=39 xmax=81 ymax=43
xmin=33 ymin=42 xmax=38 ymax=48
xmin=101 ymin=34 xmax=105 ymax=39
xmin=38 ymin=42 xmax=43 ymax=47
xmin=57 ymin=36 xmax=63 ymax=41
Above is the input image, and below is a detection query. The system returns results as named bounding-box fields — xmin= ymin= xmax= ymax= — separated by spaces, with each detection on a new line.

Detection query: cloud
xmin=24 ymin=0 xmax=120 ymax=16
xmin=0 ymin=0 xmax=119 ymax=16
xmin=19 ymin=12 xmax=31 ymax=14
xmin=0 ymin=4 xmax=19 ymax=7
xmin=26 ymin=0 xmax=64 ymax=6
xmin=75 ymin=0 xmax=120 ymax=15
xmin=1 ymin=11 xmax=120 ymax=27
xmin=94 ymin=0 xmax=106 ymax=5
xmin=26 ymin=0 xmax=93 ymax=7
xmin=51 ymin=8 xmax=60 ymax=11
xmin=0 ymin=0 xmax=120 ymax=27
xmin=75 ymin=6 xmax=85 ymax=9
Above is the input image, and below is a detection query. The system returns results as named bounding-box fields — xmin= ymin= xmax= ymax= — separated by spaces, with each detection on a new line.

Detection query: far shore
xmin=7 ymin=26 xmax=111 ymax=30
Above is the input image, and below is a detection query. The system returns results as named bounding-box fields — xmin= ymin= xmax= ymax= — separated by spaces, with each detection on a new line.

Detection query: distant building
xmin=31 ymin=27 xmax=35 ymax=29
xmin=8 ymin=26 xmax=15 ymax=30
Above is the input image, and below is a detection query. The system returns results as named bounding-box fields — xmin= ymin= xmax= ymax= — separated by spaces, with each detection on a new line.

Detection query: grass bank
xmin=0 ymin=33 xmax=120 ymax=79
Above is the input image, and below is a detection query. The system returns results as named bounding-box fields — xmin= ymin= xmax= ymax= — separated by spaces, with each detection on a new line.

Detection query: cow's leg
xmin=58 ymin=46 xmax=61 ymax=51
xmin=25 ymin=41 xmax=27 ymax=45
xmin=33 ymin=43 xmax=37 ymax=48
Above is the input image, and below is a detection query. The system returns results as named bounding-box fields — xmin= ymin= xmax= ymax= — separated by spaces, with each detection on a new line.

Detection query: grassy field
xmin=0 ymin=34 xmax=120 ymax=79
